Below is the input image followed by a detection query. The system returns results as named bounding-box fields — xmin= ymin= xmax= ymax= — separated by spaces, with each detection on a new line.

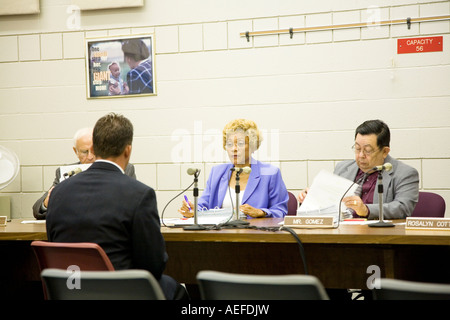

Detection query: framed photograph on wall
xmin=85 ymin=34 xmax=156 ymax=98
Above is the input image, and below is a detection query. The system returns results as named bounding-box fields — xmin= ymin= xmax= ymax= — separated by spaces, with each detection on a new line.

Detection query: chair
xmin=411 ymin=191 xmax=446 ymax=217
xmin=31 ymin=241 xmax=115 ymax=299
xmin=373 ymin=278 xmax=450 ymax=300
xmin=41 ymin=268 xmax=165 ymax=300
xmin=287 ymin=191 xmax=298 ymax=216
xmin=31 ymin=241 xmax=115 ymax=271
xmin=196 ymin=270 xmax=329 ymax=300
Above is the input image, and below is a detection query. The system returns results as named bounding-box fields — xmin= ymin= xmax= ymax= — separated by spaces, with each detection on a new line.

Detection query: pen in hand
xmin=184 ymin=195 xmax=192 ymax=212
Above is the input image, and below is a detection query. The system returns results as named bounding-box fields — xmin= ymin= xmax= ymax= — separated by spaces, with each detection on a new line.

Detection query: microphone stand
xmin=369 ymin=171 xmax=394 ymax=228
xmin=226 ymin=168 xmax=249 ymax=227
xmin=183 ymin=170 xmax=206 ymax=230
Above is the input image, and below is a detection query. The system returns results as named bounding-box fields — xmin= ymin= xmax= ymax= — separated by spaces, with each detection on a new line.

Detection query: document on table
xmin=21 ymin=220 xmax=46 ymax=224
xmin=297 ymin=170 xmax=358 ymax=217
xmin=162 ymin=208 xmax=234 ymax=226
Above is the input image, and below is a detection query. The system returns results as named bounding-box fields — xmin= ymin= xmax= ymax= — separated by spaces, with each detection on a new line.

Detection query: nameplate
xmin=0 ymin=216 xmax=7 ymax=227
xmin=284 ymin=216 xmax=335 ymax=228
xmin=405 ymin=217 xmax=450 ymax=231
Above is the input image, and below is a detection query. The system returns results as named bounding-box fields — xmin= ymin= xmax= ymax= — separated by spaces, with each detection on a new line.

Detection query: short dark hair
xmin=122 ymin=39 xmax=149 ymax=62
xmin=355 ymin=119 xmax=390 ymax=148
xmin=93 ymin=113 xmax=133 ymax=158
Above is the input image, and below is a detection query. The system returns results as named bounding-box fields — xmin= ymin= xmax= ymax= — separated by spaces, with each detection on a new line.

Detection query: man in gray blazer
xmin=298 ymin=120 xmax=419 ymax=220
xmin=32 ymin=127 xmax=136 ymax=219
xmin=334 ymin=120 xmax=419 ymax=219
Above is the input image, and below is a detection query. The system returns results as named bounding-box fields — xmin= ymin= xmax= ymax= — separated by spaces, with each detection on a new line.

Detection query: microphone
xmin=64 ymin=167 xmax=82 ymax=178
xmin=337 ymin=172 xmax=368 ymax=223
xmin=230 ymin=166 xmax=251 ymax=174
xmin=371 ymin=163 xmax=392 ymax=172
xmin=187 ymin=168 xmax=201 ymax=176
xmin=183 ymin=168 xmax=204 ymax=230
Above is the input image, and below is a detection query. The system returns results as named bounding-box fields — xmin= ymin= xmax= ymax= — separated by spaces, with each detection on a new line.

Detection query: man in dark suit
xmin=46 ymin=113 xmax=185 ymax=300
xmin=32 ymin=127 xmax=136 ymax=219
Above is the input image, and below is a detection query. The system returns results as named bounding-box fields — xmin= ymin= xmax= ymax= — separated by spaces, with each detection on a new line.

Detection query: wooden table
xmin=161 ymin=218 xmax=450 ymax=290
xmin=1 ymin=218 xmax=449 ymax=299
xmin=0 ymin=220 xmax=47 ymax=240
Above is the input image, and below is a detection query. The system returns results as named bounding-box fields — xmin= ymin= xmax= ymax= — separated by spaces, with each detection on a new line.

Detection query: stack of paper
xmin=297 ymin=170 xmax=358 ymax=219
xmin=163 ymin=208 xmax=234 ymax=226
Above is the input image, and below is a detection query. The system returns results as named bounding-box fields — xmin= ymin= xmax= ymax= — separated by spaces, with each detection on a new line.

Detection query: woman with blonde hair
xmin=179 ymin=119 xmax=288 ymax=218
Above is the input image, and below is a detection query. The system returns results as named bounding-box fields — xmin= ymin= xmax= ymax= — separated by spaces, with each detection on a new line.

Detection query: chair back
xmin=31 ymin=241 xmax=115 ymax=271
xmin=197 ymin=270 xmax=329 ymax=300
xmin=411 ymin=192 xmax=446 ymax=218
xmin=373 ymin=278 xmax=450 ymax=300
xmin=31 ymin=241 xmax=115 ymax=299
xmin=287 ymin=191 xmax=298 ymax=216
xmin=41 ymin=269 xmax=165 ymax=300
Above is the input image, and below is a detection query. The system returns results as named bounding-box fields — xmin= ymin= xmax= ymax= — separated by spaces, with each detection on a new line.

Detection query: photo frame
xmin=85 ymin=34 xmax=156 ymax=98
xmin=72 ymin=0 xmax=143 ymax=11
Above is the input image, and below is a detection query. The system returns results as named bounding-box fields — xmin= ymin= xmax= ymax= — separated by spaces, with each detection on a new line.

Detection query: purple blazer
xmin=198 ymin=159 xmax=288 ymax=218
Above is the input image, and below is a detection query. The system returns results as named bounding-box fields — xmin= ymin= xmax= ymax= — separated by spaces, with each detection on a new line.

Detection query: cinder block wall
xmin=0 ymin=0 xmax=449 ymax=218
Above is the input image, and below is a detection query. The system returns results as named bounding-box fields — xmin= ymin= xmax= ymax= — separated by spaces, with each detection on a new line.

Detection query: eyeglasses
xmin=76 ymin=149 xmax=94 ymax=157
xmin=225 ymin=141 xmax=246 ymax=149
xmin=351 ymin=144 xmax=379 ymax=156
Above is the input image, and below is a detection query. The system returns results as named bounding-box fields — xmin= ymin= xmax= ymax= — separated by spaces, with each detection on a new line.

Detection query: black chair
xmin=373 ymin=278 xmax=450 ymax=300
xmin=41 ymin=268 xmax=166 ymax=300
xmin=197 ymin=270 xmax=329 ymax=300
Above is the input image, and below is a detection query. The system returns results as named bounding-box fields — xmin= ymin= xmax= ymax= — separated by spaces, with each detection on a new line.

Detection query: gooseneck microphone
xmin=369 ymin=162 xmax=395 ymax=228
xmin=183 ymin=168 xmax=205 ymax=230
xmin=371 ymin=163 xmax=392 ymax=172
xmin=187 ymin=168 xmax=201 ymax=176
xmin=63 ymin=167 xmax=82 ymax=178
xmin=230 ymin=166 xmax=251 ymax=174
xmin=225 ymin=166 xmax=252 ymax=226
xmin=337 ymin=172 xmax=368 ymax=226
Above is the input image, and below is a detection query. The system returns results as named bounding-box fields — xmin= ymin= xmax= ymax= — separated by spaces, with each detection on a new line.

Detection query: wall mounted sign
xmin=397 ymin=36 xmax=443 ymax=54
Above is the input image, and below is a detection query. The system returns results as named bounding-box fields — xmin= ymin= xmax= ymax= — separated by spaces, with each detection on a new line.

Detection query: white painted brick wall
xmin=0 ymin=0 xmax=449 ymax=218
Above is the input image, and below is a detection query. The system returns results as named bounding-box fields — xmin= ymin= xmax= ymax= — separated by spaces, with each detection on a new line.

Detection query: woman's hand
xmin=178 ymin=199 xmax=194 ymax=218
xmin=240 ymin=204 xmax=266 ymax=218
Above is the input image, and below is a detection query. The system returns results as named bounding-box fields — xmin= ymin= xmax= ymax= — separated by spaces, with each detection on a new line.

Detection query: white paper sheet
xmin=162 ymin=208 xmax=234 ymax=226
xmin=59 ymin=163 xmax=92 ymax=182
xmin=297 ymin=170 xmax=358 ymax=217
xmin=21 ymin=220 xmax=46 ymax=224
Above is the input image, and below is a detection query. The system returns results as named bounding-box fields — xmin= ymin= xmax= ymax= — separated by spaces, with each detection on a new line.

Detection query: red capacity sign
xmin=397 ymin=36 xmax=443 ymax=54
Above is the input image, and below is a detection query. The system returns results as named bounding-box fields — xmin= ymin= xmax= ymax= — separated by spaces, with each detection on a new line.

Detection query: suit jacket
xmin=46 ymin=161 xmax=167 ymax=280
xmin=334 ymin=155 xmax=419 ymax=219
xmin=33 ymin=162 xmax=136 ymax=219
xmin=198 ymin=159 xmax=289 ymax=218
